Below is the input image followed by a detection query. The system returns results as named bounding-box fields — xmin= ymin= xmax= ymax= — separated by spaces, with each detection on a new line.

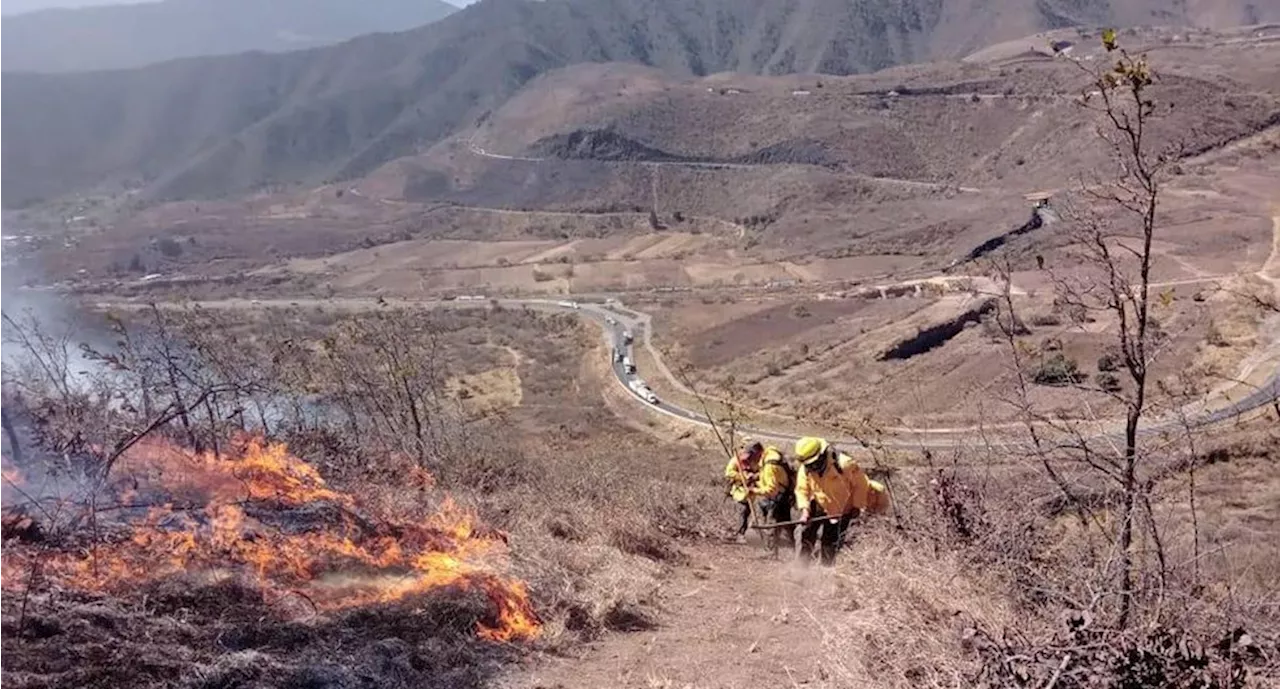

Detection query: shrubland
xmin=1 ymin=302 xmax=717 ymax=687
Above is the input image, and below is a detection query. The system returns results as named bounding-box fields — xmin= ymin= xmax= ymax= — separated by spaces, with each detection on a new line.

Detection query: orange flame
xmin=0 ymin=437 xmax=539 ymax=641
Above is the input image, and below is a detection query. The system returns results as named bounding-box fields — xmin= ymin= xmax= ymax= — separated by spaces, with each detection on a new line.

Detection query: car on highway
xmin=628 ymin=379 xmax=659 ymax=405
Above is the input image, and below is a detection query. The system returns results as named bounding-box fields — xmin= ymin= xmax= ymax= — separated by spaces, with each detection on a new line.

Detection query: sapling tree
xmin=993 ymin=31 xmax=1182 ymax=628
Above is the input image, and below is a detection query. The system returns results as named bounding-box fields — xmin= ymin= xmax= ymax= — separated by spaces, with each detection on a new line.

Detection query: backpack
xmin=764 ymin=453 xmax=797 ymax=488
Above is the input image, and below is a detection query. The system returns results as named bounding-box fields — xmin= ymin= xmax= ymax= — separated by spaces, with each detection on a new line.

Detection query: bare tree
xmin=1065 ymin=31 xmax=1173 ymax=626
xmin=987 ymin=31 xmax=1186 ymax=628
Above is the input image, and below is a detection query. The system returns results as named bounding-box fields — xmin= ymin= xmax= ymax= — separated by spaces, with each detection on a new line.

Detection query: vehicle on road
xmin=622 ymin=355 xmax=635 ymax=374
xmin=605 ymin=316 xmax=616 ymax=325
xmin=628 ymin=379 xmax=659 ymax=405
xmin=623 ymin=330 xmax=633 ymax=345
xmin=613 ymin=348 xmax=624 ymax=363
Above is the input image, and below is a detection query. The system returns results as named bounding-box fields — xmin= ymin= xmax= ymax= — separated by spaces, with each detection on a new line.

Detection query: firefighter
xmin=724 ymin=440 xmax=794 ymax=543
xmin=793 ymin=436 xmax=872 ymax=565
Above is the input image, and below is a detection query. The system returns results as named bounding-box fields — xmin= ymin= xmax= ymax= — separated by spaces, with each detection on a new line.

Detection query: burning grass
xmin=1 ymin=303 xmax=721 ymax=687
xmin=2 ymin=435 xmax=546 ymax=688
xmin=2 ymin=435 xmax=539 ymax=641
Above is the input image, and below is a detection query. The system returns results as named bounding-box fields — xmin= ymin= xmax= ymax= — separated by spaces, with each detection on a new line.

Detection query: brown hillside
xmin=5 ymin=0 xmax=1278 ymax=206
xmin=472 ymin=28 xmax=1280 ymax=191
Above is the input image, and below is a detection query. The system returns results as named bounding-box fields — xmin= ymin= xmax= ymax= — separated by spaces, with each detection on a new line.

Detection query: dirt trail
xmin=1260 ymin=212 xmax=1280 ymax=294
xmin=503 ymin=541 xmax=866 ymax=689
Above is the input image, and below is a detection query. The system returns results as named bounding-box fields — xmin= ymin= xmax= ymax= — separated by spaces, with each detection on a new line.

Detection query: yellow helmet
xmin=794 ymin=437 xmax=829 ymax=464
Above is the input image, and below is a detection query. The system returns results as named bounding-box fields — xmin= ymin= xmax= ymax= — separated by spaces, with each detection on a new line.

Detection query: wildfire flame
xmin=0 ymin=437 xmax=540 ymax=642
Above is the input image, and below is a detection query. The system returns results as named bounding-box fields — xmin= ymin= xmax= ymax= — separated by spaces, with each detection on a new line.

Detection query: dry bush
xmin=823 ymin=529 xmax=1019 ymax=689
xmin=507 ymin=532 xmax=665 ymax=647
xmin=1 ymin=303 xmax=714 ymax=684
xmin=875 ymin=438 xmax=1280 ymax=688
xmin=1028 ymin=311 xmax=1063 ymax=327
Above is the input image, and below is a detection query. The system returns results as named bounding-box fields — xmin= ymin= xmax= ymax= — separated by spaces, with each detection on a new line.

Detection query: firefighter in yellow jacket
xmin=793 ymin=436 xmax=874 ymax=564
xmin=724 ymin=440 xmax=795 ymax=543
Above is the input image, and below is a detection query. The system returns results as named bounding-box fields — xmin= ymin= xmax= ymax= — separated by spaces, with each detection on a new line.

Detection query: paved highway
xmin=458 ymin=296 xmax=1278 ymax=451
xmin=114 ymin=294 xmax=1279 ymax=452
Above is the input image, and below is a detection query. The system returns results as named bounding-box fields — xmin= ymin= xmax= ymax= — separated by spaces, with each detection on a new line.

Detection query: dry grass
xmin=0 ymin=302 xmax=718 ymax=687
xmin=822 ymin=531 xmax=1019 ymax=689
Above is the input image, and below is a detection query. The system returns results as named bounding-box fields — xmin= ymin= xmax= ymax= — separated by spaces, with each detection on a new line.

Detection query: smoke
xmin=2 ymin=262 xmax=122 ymax=504
xmin=2 ymin=292 xmax=118 ymax=389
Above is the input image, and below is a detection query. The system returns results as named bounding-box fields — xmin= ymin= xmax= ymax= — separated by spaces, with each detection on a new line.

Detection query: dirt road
xmin=467 ymin=137 xmax=984 ymax=194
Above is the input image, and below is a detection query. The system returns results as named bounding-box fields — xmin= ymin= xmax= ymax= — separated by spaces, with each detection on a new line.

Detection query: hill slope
xmin=1 ymin=0 xmax=457 ymax=73
xmin=4 ymin=0 xmax=1276 ymax=206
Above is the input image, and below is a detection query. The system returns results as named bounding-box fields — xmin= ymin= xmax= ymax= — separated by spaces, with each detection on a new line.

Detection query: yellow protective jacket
xmin=724 ymin=447 xmax=791 ymax=503
xmin=866 ymin=478 xmax=891 ymax=515
xmin=796 ymin=452 xmax=871 ymax=518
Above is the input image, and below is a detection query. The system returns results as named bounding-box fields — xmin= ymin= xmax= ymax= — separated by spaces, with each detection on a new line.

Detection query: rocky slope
xmin=5 ymin=0 xmax=1277 ymax=206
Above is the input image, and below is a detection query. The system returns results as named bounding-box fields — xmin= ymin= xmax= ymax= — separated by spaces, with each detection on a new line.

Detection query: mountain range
xmin=1 ymin=0 xmax=457 ymax=72
xmin=4 ymin=0 xmax=1276 ymax=207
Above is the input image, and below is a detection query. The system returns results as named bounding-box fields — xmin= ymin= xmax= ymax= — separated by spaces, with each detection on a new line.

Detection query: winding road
xmin=121 ymin=289 xmax=1279 ymax=452
xmin=563 ymin=297 xmax=1279 ymax=449
xmin=97 ymin=124 xmax=1280 ymax=454
xmin=466 ymin=138 xmax=985 ymax=194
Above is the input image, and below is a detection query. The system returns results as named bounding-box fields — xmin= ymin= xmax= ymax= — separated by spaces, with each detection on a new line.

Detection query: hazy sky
xmin=2 ymin=0 xmax=476 ymax=15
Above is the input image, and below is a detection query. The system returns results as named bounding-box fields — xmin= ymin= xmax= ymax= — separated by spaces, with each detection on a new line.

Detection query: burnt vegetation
xmin=1 ymin=304 xmax=715 ymax=688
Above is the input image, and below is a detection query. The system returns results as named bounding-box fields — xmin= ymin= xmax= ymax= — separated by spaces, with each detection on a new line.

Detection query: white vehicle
xmin=628 ymin=379 xmax=659 ymax=405
xmin=605 ymin=316 xmax=616 ymax=325
xmin=623 ymin=330 xmax=634 ymax=345
xmin=622 ymin=356 xmax=635 ymax=374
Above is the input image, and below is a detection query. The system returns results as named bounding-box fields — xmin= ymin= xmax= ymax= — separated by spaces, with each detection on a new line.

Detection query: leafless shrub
xmin=949 ymin=31 xmax=1280 ymax=688
xmin=1028 ymin=311 xmax=1063 ymax=326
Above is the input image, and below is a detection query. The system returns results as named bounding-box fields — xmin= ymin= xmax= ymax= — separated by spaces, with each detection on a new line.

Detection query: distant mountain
xmin=1 ymin=0 xmax=457 ymax=72
xmin=4 ymin=0 xmax=1275 ymax=206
